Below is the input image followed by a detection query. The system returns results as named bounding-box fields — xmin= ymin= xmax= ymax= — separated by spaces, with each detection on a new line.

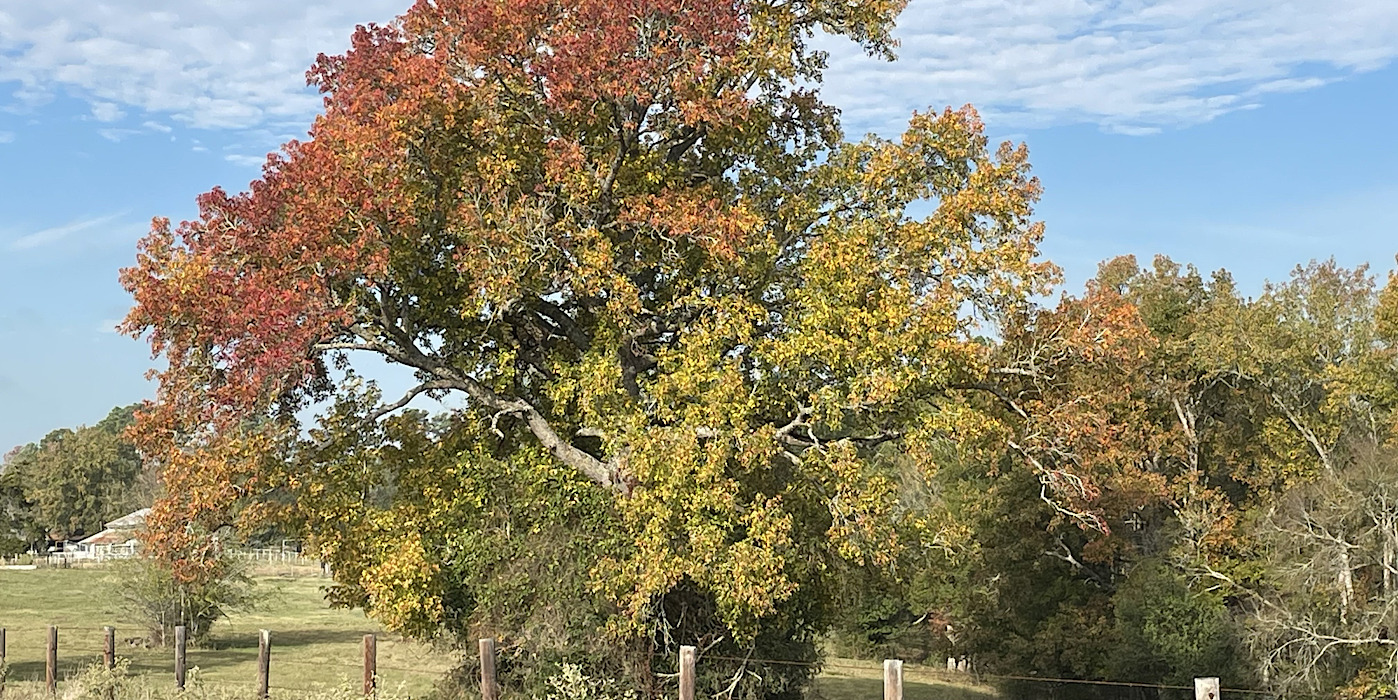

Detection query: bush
xmin=109 ymin=552 xmax=262 ymax=645
xmin=541 ymin=663 xmax=639 ymax=700
xmin=0 ymin=535 xmax=29 ymax=557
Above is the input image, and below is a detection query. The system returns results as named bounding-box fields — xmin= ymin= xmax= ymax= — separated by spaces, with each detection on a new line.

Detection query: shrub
xmin=541 ymin=663 xmax=639 ymax=700
xmin=109 ymin=552 xmax=261 ymax=645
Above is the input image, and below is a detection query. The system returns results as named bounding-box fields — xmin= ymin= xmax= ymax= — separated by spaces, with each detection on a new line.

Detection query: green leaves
xmin=1 ymin=404 xmax=147 ymax=543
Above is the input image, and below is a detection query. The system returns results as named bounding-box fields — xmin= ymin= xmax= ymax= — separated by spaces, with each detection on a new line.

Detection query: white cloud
xmin=90 ymin=101 xmax=123 ymax=122
xmin=8 ymin=212 xmax=126 ymax=251
xmin=98 ymin=127 xmax=138 ymax=141
xmin=0 ymin=131 xmax=12 ymax=143
xmin=0 ymin=1 xmax=1394 ymax=137
xmin=224 ymin=153 xmax=265 ymax=167
xmin=0 ymin=1 xmax=402 ymax=130
xmin=142 ymin=120 xmax=171 ymax=133
xmin=819 ymin=0 xmax=1398 ymax=134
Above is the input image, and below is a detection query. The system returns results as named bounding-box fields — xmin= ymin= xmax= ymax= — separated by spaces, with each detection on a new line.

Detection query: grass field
xmin=0 ymin=567 xmax=458 ymax=697
xmin=0 ymin=567 xmax=997 ymax=700
xmin=812 ymin=663 xmax=998 ymax=700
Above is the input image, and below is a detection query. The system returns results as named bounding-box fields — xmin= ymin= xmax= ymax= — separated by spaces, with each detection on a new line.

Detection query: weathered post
xmin=46 ymin=626 xmax=57 ymax=696
xmin=257 ymin=630 xmax=271 ymax=699
xmin=103 ymin=627 xmax=115 ymax=670
xmin=479 ymin=638 xmax=498 ymax=700
xmin=103 ymin=626 xmax=115 ymax=700
xmin=678 ymin=646 xmax=696 ymax=700
xmin=1194 ymin=677 xmax=1220 ymax=700
xmin=1 ymin=626 xmax=7 ymax=699
xmin=883 ymin=659 xmax=903 ymax=700
xmin=175 ymin=625 xmax=188 ymax=690
xmin=363 ymin=634 xmax=377 ymax=697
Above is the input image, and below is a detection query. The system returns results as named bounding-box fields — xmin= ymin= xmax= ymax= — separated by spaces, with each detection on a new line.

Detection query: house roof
xmin=78 ymin=528 xmax=137 ymax=546
xmin=104 ymin=508 xmax=150 ymax=531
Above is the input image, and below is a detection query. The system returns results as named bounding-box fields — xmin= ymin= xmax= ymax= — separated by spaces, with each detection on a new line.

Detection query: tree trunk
xmin=1339 ymin=547 xmax=1354 ymax=623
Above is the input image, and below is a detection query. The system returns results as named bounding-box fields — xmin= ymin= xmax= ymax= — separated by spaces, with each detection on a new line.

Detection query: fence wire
xmin=0 ymin=625 xmax=1342 ymax=699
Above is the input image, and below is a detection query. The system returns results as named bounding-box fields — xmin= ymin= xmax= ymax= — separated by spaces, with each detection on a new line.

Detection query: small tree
xmin=111 ymin=550 xmax=260 ymax=645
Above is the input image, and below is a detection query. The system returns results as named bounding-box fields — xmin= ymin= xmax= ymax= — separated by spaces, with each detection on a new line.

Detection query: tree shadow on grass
xmin=205 ymin=627 xmax=373 ymax=651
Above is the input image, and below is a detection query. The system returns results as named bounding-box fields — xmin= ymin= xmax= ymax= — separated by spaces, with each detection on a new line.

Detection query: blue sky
xmin=1 ymin=0 xmax=1396 ymax=451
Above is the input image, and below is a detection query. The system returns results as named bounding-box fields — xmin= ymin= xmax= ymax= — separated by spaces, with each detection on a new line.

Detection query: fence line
xmin=0 ymin=625 xmax=450 ymax=698
xmin=0 ymin=626 xmax=1293 ymax=700
xmin=701 ymin=651 xmax=1281 ymax=699
xmin=3 ymin=546 xmax=319 ymax=569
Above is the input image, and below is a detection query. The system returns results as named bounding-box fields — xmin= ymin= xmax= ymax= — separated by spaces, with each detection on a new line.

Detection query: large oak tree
xmin=122 ymin=0 xmax=1053 ymax=694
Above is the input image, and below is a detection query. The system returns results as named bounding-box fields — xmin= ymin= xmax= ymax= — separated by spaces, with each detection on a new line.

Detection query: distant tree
xmin=0 ymin=446 xmax=41 ymax=555
xmin=3 ymin=405 xmax=149 ymax=543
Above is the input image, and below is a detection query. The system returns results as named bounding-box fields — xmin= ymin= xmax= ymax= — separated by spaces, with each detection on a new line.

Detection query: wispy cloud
xmin=0 ymin=1 xmax=1394 ymax=138
xmin=8 ymin=212 xmax=126 ymax=251
xmin=0 ymin=131 xmax=13 ymax=143
xmin=820 ymin=0 xmax=1398 ymax=135
xmin=224 ymin=153 xmax=265 ymax=167
xmin=98 ymin=127 xmax=139 ymax=142
xmin=0 ymin=1 xmax=402 ymax=130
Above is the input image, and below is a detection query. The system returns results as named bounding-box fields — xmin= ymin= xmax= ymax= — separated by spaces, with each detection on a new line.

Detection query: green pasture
xmin=0 ymin=567 xmax=457 ymax=697
xmin=0 ymin=567 xmax=995 ymax=700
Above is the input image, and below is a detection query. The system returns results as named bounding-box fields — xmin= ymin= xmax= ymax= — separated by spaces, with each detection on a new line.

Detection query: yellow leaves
xmin=1377 ymin=268 xmax=1398 ymax=343
xmin=801 ymin=445 xmax=902 ymax=567
xmin=595 ymin=428 xmax=806 ymax=641
xmin=360 ymin=522 xmax=446 ymax=637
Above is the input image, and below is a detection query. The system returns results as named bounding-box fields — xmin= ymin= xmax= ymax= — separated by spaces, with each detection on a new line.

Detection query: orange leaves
xmin=402 ymin=0 xmax=746 ymax=120
xmin=621 ymin=189 xmax=761 ymax=262
xmin=140 ymin=427 xmax=282 ymax=585
xmin=996 ymin=282 xmax=1168 ymax=535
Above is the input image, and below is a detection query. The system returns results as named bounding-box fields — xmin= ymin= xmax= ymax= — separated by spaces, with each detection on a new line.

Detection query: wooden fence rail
xmin=0 ymin=626 xmax=1232 ymax=699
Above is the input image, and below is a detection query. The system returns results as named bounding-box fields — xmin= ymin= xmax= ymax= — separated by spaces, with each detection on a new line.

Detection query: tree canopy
xmin=0 ymin=404 xmax=149 ymax=551
xmin=116 ymin=0 xmax=1398 ymax=698
xmin=120 ymin=0 xmax=1055 ymax=694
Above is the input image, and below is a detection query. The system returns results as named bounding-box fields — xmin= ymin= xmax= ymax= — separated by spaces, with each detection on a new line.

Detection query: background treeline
xmin=833 ymin=254 xmax=1398 ymax=699
xmin=0 ymin=404 xmax=153 ymax=554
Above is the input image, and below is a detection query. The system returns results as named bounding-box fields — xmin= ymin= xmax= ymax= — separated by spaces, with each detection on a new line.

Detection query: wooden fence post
xmin=1194 ymin=677 xmax=1220 ymax=700
xmin=174 ymin=626 xmax=187 ymax=690
xmin=103 ymin=626 xmax=115 ymax=700
xmin=363 ymin=634 xmax=377 ymax=697
xmin=1 ymin=626 xmax=7 ymax=699
xmin=883 ymin=659 xmax=903 ymax=700
xmin=46 ymin=626 xmax=57 ymax=696
xmin=678 ymin=646 xmax=696 ymax=700
xmin=257 ymin=630 xmax=271 ymax=699
xmin=103 ymin=627 xmax=115 ymax=670
xmin=479 ymin=638 xmax=498 ymax=700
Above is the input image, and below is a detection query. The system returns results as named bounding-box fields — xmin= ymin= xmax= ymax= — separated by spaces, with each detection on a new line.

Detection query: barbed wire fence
xmin=0 ymin=624 xmax=445 ymax=698
xmin=0 ymin=626 xmax=1305 ymax=700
